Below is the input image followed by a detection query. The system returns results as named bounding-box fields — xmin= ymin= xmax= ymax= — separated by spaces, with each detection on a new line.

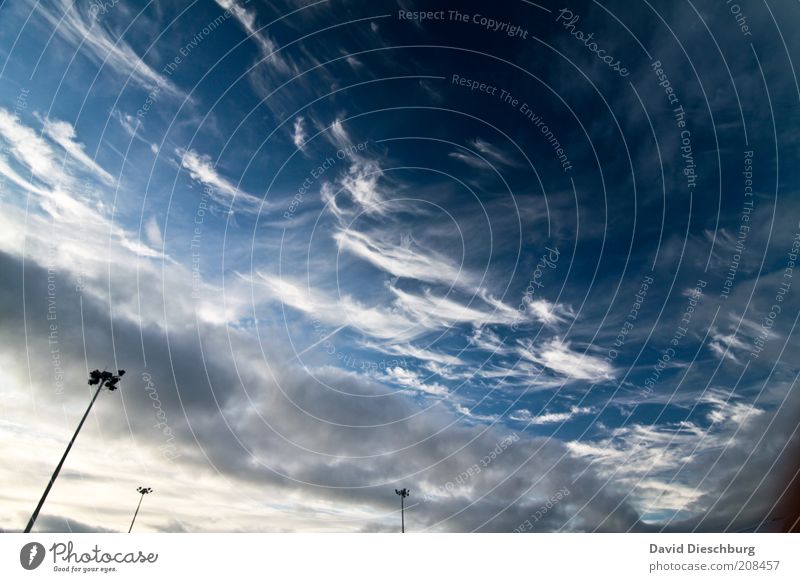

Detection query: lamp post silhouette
xmin=128 ymin=487 xmax=153 ymax=533
xmin=24 ymin=369 xmax=125 ymax=533
xmin=395 ymin=488 xmax=409 ymax=533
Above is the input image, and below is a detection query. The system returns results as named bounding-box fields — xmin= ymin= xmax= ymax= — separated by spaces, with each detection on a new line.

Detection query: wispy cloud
xmin=112 ymin=109 xmax=158 ymax=153
xmin=319 ymin=119 xmax=394 ymax=218
xmin=0 ymin=110 xmax=114 ymax=189
xmin=29 ymin=0 xmax=182 ymax=97
xmin=0 ymin=108 xmax=62 ymax=183
xmin=450 ymin=138 xmax=522 ymax=169
xmin=177 ymin=148 xmax=264 ymax=213
xmin=144 ymin=216 xmax=163 ymax=247
xmin=702 ymin=389 xmax=764 ymax=427
xmin=523 ymin=297 xmax=576 ymax=327
xmin=449 ymin=151 xmax=490 ymax=169
xmin=454 ymin=402 xmax=497 ymax=422
xmin=360 ymin=340 xmax=466 ymax=367
xmin=391 ymin=286 xmax=519 ymax=328
xmin=0 ymin=109 xmax=165 ymax=277
xmin=708 ymin=334 xmax=744 ymax=362
xmin=339 ymin=159 xmax=385 ymax=215
xmin=41 ymin=117 xmax=115 ymax=185
xmin=253 ymin=274 xmax=428 ymax=341
xmin=381 ymin=366 xmax=449 ymax=396
xmin=292 ymin=116 xmax=306 ymax=150
xmin=707 ymin=325 xmax=749 ymax=364
xmin=0 ymin=155 xmax=51 ymax=197
xmin=518 ymin=338 xmax=614 ymax=382
xmin=335 ymin=229 xmax=469 ymax=288
xmin=566 ymin=392 xmax=765 ymax=519
xmin=469 ymin=326 xmax=506 ymax=353
xmin=470 ymin=138 xmax=521 ymax=167
xmin=215 ymin=0 xmax=295 ymax=74
xmin=510 ymin=405 xmax=593 ymax=425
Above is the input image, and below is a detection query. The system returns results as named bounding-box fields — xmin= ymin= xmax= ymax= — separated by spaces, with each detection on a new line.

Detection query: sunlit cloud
xmin=41 ymin=117 xmax=115 ymax=185
xmin=518 ymin=338 xmax=614 ymax=382
xmin=335 ymin=229 xmax=468 ymax=288
xmin=177 ymin=148 xmax=264 ymax=213
xmin=510 ymin=405 xmax=593 ymax=425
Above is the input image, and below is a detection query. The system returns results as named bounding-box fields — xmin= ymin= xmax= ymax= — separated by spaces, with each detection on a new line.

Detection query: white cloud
xmin=292 ymin=116 xmax=306 ymax=149
xmin=391 ymin=286 xmax=519 ymax=328
xmin=320 ymin=181 xmax=344 ymax=219
xmin=707 ymin=327 xmax=748 ymax=363
xmin=0 ymin=111 xmax=163 ymax=268
xmin=523 ymin=297 xmax=576 ymax=327
xmin=112 ymin=109 xmax=159 ymax=154
xmin=42 ymin=117 xmax=115 ymax=185
xmin=144 ymin=216 xmax=163 ymax=247
xmin=454 ymin=402 xmax=497 ymax=422
xmin=346 ymin=56 xmax=363 ymax=70
xmin=0 ymin=154 xmax=51 ymax=197
xmin=518 ymin=338 xmax=614 ymax=382
xmin=469 ymin=326 xmax=506 ymax=352
xmin=339 ymin=159 xmax=385 ymax=214
xmin=0 ymin=109 xmax=114 ymax=189
xmin=112 ymin=109 xmax=140 ymax=137
xmin=470 ymin=138 xmax=521 ymax=167
xmin=30 ymin=0 xmax=182 ymax=97
xmin=567 ymin=424 xmax=706 ymax=514
xmin=360 ymin=341 xmax=465 ymax=367
xmin=252 ymin=272 xmax=531 ymax=346
xmin=215 ymin=0 xmax=294 ymax=74
xmin=511 ymin=406 xmax=593 ymax=425
xmin=382 ymin=366 xmax=449 ymax=396
xmin=450 ymin=139 xmax=521 ymax=170
xmin=318 ymin=119 xmax=399 ymax=218
xmin=334 ymin=229 xmax=468 ymax=288
xmin=702 ymin=389 xmax=764 ymax=427
xmin=566 ymin=392 xmax=766 ymax=520
xmin=0 ymin=108 xmax=61 ymax=182
xmin=177 ymin=148 xmax=264 ymax=213
xmin=449 ymin=151 xmax=490 ymax=169
xmin=253 ymin=274 xmax=429 ymax=341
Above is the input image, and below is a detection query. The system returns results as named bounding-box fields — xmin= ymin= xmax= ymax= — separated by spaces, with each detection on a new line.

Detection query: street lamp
xmin=128 ymin=486 xmax=153 ymax=533
xmin=395 ymin=488 xmax=410 ymax=533
xmin=24 ymin=369 xmax=125 ymax=533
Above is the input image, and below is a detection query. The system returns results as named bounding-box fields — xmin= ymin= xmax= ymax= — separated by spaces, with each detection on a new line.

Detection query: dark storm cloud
xmin=0 ymin=249 xmax=654 ymax=531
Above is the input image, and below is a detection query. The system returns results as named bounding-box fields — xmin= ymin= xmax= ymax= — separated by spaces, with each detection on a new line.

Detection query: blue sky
xmin=0 ymin=0 xmax=799 ymax=532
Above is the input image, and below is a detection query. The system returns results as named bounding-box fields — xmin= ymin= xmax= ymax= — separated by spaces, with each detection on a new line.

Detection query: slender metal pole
xmin=401 ymin=494 xmax=405 ymax=533
xmin=128 ymin=493 xmax=145 ymax=533
xmin=24 ymin=381 xmax=105 ymax=533
xmin=395 ymin=488 xmax=408 ymax=533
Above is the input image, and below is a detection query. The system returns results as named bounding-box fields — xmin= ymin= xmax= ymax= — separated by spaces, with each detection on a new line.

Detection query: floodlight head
xmin=88 ymin=370 xmax=102 ymax=385
xmin=99 ymin=370 xmax=125 ymax=391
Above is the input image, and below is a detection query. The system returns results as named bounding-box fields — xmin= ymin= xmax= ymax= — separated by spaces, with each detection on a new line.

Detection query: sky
xmin=0 ymin=0 xmax=799 ymax=533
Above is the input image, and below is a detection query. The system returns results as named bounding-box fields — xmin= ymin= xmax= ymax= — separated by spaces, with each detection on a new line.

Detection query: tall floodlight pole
xmin=128 ymin=486 xmax=153 ymax=533
xmin=24 ymin=369 xmax=126 ymax=533
xmin=395 ymin=488 xmax=409 ymax=533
